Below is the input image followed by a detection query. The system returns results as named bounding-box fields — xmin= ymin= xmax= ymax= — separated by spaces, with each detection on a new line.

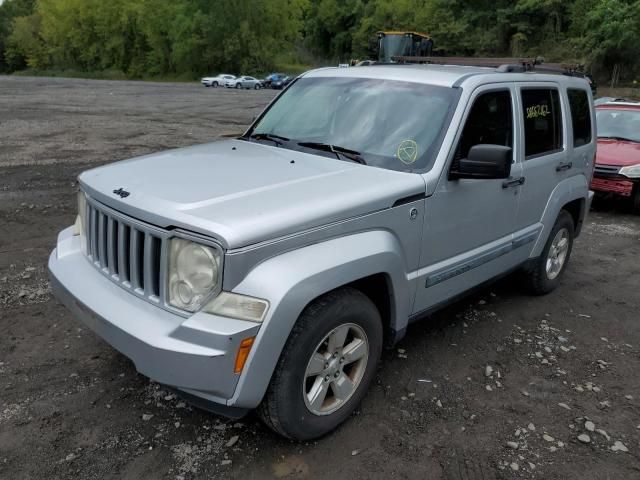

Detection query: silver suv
xmin=49 ymin=65 xmax=595 ymax=440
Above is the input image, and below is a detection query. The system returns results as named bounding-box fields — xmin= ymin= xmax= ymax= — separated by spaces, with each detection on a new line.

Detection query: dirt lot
xmin=1 ymin=76 xmax=640 ymax=480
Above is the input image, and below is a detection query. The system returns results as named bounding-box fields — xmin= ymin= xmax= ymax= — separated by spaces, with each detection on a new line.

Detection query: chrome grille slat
xmin=89 ymin=206 xmax=98 ymax=260
xmin=117 ymin=223 xmax=129 ymax=283
xmin=594 ymin=164 xmax=621 ymax=176
xmin=98 ymin=212 xmax=107 ymax=269
xmin=143 ymin=233 xmax=154 ymax=297
xmin=142 ymin=233 xmax=160 ymax=298
xmin=84 ymin=204 xmax=92 ymax=253
xmin=107 ymin=217 xmax=117 ymax=276
xmin=130 ymin=228 xmax=143 ymax=291
xmin=82 ymin=198 xmax=167 ymax=308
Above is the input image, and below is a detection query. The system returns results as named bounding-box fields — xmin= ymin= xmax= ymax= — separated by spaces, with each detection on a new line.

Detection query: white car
xmin=201 ymin=74 xmax=235 ymax=87
xmin=225 ymin=76 xmax=263 ymax=89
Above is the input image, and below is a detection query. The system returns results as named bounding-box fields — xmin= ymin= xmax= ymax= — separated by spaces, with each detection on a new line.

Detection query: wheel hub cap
xmin=546 ymin=228 xmax=569 ymax=280
xmin=303 ymin=323 xmax=369 ymax=416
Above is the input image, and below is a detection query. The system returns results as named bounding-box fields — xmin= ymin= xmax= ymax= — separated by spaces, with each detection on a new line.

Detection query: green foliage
xmin=0 ymin=0 xmax=638 ymax=82
xmin=0 ymin=0 xmax=36 ymax=71
xmin=0 ymin=0 xmax=307 ymax=77
xmin=572 ymin=0 xmax=640 ymax=70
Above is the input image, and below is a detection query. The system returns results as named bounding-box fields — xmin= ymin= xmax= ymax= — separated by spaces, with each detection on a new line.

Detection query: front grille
xmin=594 ymin=164 xmax=621 ymax=177
xmin=84 ymin=199 xmax=167 ymax=304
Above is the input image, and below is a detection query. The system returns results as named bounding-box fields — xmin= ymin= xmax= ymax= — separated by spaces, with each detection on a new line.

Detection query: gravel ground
xmin=1 ymin=75 xmax=640 ymax=480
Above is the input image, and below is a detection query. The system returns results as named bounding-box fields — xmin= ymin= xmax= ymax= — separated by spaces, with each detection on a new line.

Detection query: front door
xmin=413 ymin=85 xmax=523 ymax=314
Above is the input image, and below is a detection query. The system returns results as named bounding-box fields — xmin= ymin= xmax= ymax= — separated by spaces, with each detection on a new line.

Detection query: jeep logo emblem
xmin=113 ymin=188 xmax=130 ymax=198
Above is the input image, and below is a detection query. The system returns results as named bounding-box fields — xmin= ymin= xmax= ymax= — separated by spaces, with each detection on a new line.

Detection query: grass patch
xmin=271 ymin=61 xmax=315 ymax=76
xmin=11 ymin=68 xmax=201 ymax=82
xmin=597 ymin=86 xmax=640 ymax=101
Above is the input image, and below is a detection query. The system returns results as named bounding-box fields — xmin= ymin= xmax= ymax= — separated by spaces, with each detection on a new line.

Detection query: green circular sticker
xmin=397 ymin=140 xmax=418 ymax=164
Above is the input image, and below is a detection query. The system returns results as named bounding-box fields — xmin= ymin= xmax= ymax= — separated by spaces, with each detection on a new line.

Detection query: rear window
xmin=567 ymin=89 xmax=592 ymax=147
xmin=521 ymin=88 xmax=563 ymax=158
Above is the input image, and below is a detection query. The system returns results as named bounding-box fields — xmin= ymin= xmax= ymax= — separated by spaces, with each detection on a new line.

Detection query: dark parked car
xmin=271 ymin=76 xmax=292 ymax=90
xmin=263 ymin=72 xmax=285 ymax=88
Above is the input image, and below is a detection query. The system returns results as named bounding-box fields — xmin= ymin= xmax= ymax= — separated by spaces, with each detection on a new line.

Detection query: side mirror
xmin=450 ymin=144 xmax=512 ymax=180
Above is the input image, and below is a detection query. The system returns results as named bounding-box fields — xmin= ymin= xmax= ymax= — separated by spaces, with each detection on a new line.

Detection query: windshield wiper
xmin=297 ymin=141 xmax=367 ymax=165
xmin=598 ymin=135 xmax=639 ymax=143
xmin=246 ymin=132 xmax=290 ymax=146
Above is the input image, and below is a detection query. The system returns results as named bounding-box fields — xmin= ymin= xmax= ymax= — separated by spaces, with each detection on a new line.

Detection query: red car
xmin=591 ymin=101 xmax=640 ymax=212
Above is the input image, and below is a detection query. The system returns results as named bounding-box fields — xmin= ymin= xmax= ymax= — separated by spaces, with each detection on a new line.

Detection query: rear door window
xmin=567 ymin=89 xmax=592 ymax=147
xmin=521 ymin=88 xmax=563 ymax=158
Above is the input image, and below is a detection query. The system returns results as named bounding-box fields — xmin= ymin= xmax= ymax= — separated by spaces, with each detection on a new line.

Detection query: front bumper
xmin=48 ymin=227 xmax=259 ymax=414
xmin=590 ymin=176 xmax=635 ymax=197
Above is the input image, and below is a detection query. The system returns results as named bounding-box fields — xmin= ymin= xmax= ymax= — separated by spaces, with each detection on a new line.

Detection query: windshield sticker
xmin=526 ymin=104 xmax=550 ymax=119
xmin=397 ymin=139 xmax=418 ymax=164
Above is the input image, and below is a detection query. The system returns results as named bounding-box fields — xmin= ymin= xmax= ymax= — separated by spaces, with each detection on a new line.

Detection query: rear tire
xmin=254 ymin=83 xmax=261 ymax=90
xmin=522 ymin=210 xmax=574 ymax=295
xmin=259 ymin=287 xmax=383 ymax=440
xmin=632 ymin=184 xmax=640 ymax=214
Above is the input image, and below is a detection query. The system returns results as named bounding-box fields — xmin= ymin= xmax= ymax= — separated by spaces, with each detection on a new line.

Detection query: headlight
xmin=619 ymin=164 xmax=640 ymax=178
xmin=73 ymin=191 xmax=88 ymax=252
xmin=168 ymin=238 xmax=222 ymax=312
xmin=203 ymin=292 xmax=269 ymax=323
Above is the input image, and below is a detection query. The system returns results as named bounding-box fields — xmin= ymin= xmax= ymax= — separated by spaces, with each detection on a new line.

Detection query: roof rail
xmin=392 ymin=55 xmax=587 ymax=77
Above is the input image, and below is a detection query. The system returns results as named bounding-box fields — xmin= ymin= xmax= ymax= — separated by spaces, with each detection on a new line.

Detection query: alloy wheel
xmin=546 ymin=227 xmax=570 ymax=280
xmin=303 ymin=323 xmax=369 ymax=416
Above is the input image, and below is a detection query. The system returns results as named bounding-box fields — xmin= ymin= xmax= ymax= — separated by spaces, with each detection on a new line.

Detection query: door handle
xmin=556 ymin=162 xmax=572 ymax=172
xmin=502 ymin=177 xmax=525 ymax=189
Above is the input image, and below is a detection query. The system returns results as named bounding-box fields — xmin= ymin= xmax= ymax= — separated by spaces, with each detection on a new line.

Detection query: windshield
xmin=379 ymin=35 xmax=412 ymax=63
xmin=596 ymin=108 xmax=640 ymax=142
xmin=247 ymin=77 xmax=460 ymax=173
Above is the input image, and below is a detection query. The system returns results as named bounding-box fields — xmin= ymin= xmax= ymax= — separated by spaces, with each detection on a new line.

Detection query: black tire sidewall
xmin=268 ymin=289 xmax=383 ymax=440
xmin=632 ymin=184 xmax=640 ymax=214
xmin=531 ymin=211 xmax=575 ymax=293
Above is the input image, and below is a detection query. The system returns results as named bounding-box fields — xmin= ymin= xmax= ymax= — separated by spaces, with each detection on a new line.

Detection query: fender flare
xmin=226 ymin=230 xmax=410 ymax=408
xmin=530 ymin=174 xmax=589 ymax=257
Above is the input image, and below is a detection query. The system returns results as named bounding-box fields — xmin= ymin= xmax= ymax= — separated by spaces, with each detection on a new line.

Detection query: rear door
xmin=514 ymin=83 xmax=567 ymax=232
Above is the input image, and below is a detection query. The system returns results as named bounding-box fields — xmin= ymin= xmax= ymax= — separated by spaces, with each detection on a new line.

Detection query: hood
xmin=596 ymin=138 xmax=640 ymax=167
xmin=79 ymin=140 xmax=425 ymax=249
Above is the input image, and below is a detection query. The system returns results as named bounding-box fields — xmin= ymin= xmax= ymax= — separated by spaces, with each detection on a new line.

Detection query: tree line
xmin=1 ymin=0 xmax=638 ymax=82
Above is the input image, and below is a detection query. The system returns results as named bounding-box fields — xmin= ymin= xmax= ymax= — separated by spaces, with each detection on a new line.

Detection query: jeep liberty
xmin=49 ymin=64 xmax=595 ymax=440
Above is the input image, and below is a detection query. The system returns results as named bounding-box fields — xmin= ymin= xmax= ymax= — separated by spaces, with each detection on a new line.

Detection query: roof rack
xmin=392 ymin=56 xmax=587 ymax=78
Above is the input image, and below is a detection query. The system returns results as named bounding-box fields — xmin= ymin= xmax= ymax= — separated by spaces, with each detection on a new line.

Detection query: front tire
xmin=235 ymin=83 xmax=242 ymax=89
xmin=212 ymin=81 xmax=218 ymax=88
xmin=522 ymin=210 xmax=574 ymax=295
xmin=259 ymin=287 xmax=383 ymax=440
